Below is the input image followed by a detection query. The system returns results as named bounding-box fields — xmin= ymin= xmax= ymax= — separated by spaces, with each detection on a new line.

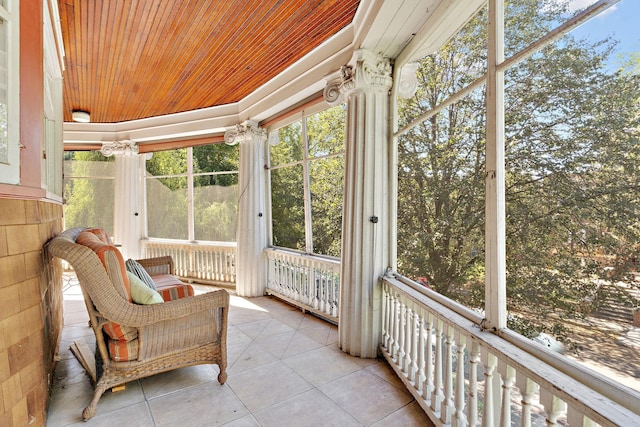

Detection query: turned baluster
xmin=440 ymin=324 xmax=455 ymax=424
xmin=467 ymin=341 xmax=480 ymax=426
xmin=498 ymin=363 xmax=515 ymax=427
xmin=424 ymin=313 xmax=435 ymax=404
xmin=515 ymin=375 xmax=538 ymax=427
xmin=431 ymin=318 xmax=445 ymax=414
xmin=453 ymin=333 xmax=468 ymax=427
xmin=540 ymin=391 xmax=566 ymax=427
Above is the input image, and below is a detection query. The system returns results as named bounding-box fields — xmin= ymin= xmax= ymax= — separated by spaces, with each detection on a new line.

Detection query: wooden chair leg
xmin=82 ymin=385 xmax=107 ymax=421
xmin=218 ymin=369 xmax=227 ymax=384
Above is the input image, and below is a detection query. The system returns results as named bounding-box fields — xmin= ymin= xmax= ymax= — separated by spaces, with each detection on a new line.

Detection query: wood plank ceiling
xmin=60 ymin=0 xmax=360 ymax=123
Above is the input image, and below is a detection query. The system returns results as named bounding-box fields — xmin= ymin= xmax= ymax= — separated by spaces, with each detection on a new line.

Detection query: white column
xmin=102 ymin=140 xmax=143 ymax=260
xmin=225 ymin=121 xmax=267 ymax=297
xmin=325 ymin=49 xmax=393 ymax=357
xmin=485 ymin=0 xmax=507 ymax=329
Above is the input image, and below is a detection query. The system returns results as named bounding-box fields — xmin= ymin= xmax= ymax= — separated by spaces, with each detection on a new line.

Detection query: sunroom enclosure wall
xmin=58 ymin=0 xmax=640 ymax=424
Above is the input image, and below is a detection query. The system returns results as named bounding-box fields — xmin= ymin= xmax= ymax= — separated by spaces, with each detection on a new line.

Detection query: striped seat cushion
xmin=107 ymin=338 xmax=139 ymax=362
xmin=103 ymin=322 xmax=138 ymax=342
xmin=153 ymin=274 xmax=194 ymax=301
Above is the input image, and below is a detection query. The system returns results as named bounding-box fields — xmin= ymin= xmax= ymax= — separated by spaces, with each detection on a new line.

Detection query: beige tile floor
xmin=47 ymin=274 xmax=434 ymax=427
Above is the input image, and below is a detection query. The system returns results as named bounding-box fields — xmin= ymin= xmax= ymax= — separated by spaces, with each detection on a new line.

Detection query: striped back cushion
xmin=84 ymin=227 xmax=112 ymax=244
xmin=76 ymin=230 xmax=138 ymax=351
xmin=76 ymin=230 xmax=132 ymax=302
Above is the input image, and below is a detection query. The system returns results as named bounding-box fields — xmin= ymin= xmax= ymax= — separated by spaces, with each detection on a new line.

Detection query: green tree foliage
xmin=193 ymin=144 xmax=239 ymax=241
xmin=193 ymin=143 xmax=239 ymax=186
xmin=397 ymin=0 xmax=640 ymax=340
xmin=145 ymin=145 xmax=240 ymax=241
xmin=270 ymin=106 xmax=346 ymax=256
xmin=308 ymin=107 xmax=346 ymax=257
xmin=271 ymin=122 xmax=306 ymax=250
xmin=145 ymin=148 xmax=187 ymax=178
xmin=146 ymin=149 xmax=189 ymax=239
xmin=63 ymin=151 xmax=115 ymax=234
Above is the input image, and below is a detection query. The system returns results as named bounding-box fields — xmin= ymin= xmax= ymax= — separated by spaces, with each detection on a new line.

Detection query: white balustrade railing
xmin=265 ymin=248 xmax=340 ymax=322
xmin=143 ymin=240 xmax=236 ymax=286
xmin=381 ymin=274 xmax=640 ymax=427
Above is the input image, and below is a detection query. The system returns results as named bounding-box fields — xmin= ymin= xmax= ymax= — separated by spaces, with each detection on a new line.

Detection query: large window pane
xmin=145 ymin=148 xmax=187 ymax=176
xmin=504 ymin=0 xmax=640 ymax=371
xmin=194 ymin=173 xmax=238 ymax=241
xmin=271 ymin=121 xmax=303 ymax=167
xmin=397 ymin=88 xmax=486 ymax=299
xmin=63 ymin=152 xmax=115 ymax=235
xmin=146 ymin=177 xmax=188 ymax=239
xmin=271 ymin=164 xmax=305 ymax=250
xmin=0 ymin=17 xmax=7 ymax=163
xmin=193 ymin=143 xmax=238 ymax=173
xmin=306 ymin=106 xmax=346 ymax=158
xmin=310 ymin=156 xmax=343 ymax=257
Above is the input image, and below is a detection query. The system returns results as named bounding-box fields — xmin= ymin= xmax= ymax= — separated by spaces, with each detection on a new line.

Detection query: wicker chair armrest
xmin=47 ymin=234 xmax=226 ymax=327
xmin=136 ymin=256 xmax=175 ymax=275
xmin=100 ymin=289 xmax=229 ymax=328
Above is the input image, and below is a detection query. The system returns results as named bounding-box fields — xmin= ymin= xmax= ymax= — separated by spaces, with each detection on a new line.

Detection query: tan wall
xmin=0 ymin=199 xmax=63 ymax=426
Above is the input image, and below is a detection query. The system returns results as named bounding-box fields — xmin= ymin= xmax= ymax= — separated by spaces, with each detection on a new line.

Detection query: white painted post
xmin=225 ymin=121 xmax=268 ymax=297
xmin=324 ymin=49 xmax=393 ymax=357
xmin=106 ymin=141 xmax=143 ymax=260
xmin=410 ymin=304 xmax=420 ymax=383
xmin=485 ymin=0 xmax=507 ymax=330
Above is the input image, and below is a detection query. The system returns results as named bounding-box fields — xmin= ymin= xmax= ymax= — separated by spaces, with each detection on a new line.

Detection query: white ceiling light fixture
xmin=72 ymin=110 xmax=91 ymax=123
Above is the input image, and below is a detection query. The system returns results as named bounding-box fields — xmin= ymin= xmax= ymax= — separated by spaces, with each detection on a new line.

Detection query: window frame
xmin=0 ymin=0 xmax=20 ymax=184
xmin=266 ymin=103 xmax=346 ymax=256
xmin=144 ymin=145 xmax=240 ymax=243
xmin=43 ymin=0 xmax=64 ymax=198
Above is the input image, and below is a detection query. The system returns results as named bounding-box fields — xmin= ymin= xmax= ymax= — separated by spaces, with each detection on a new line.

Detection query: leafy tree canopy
xmin=397 ymin=0 xmax=640 ymax=341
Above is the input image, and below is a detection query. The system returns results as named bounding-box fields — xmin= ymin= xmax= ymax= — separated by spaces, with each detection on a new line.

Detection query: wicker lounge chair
xmin=47 ymin=228 xmax=229 ymax=420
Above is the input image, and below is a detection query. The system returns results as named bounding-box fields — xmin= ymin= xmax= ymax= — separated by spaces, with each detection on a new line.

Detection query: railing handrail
xmin=265 ymin=247 xmax=340 ymax=321
xmin=143 ymin=240 xmax=236 ymax=286
xmin=382 ymin=275 xmax=640 ymax=425
xmin=264 ymin=246 xmax=341 ymax=267
xmin=391 ymin=272 xmax=485 ymax=325
xmin=142 ymin=237 xmax=237 ymax=248
xmin=386 ymin=273 xmax=640 ymax=414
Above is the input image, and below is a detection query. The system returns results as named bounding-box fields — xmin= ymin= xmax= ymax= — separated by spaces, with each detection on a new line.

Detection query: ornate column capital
xmin=397 ymin=62 xmax=419 ymax=99
xmin=224 ymin=120 xmax=266 ymax=145
xmin=323 ymin=49 xmax=393 ymax=106
xmin=100 ymin=140 xmax=138 ymax=156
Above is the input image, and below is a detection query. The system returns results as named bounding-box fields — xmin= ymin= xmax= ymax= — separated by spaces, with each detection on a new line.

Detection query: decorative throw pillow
xmin=127 ymin=272 xmax=163 ymax=305
xmin=125 ymin=258 xmax=157 ymax=290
